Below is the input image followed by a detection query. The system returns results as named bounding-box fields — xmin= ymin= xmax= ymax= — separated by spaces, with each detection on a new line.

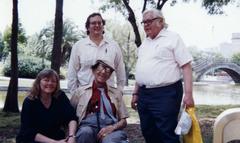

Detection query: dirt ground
xmin=0 ymin=118 xmax=214 ymax=143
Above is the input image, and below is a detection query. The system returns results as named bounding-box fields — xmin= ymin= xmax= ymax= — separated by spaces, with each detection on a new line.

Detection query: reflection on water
xmin=1 ymin=83 xmax=240 ymax=109
xmin=0 ymin=91 xmax=28 ymax=109
xmin=193 ymin=83 xmax=240 ymax=105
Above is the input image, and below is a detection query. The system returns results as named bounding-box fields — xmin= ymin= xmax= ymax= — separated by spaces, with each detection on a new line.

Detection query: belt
xmin=140 ymin=80 xmax=182 ymax=89
xmin=141 ymin=82 xmax=174 ymax=89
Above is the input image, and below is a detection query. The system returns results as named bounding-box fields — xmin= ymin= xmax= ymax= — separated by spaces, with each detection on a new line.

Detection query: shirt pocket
xmin=155 ymin=43 xmax=173 ymax=60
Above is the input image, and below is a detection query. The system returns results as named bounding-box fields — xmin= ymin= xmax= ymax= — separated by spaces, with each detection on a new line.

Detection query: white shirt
xmin=135 ymin=29 xmax=192 ymax=86
xmin=67 ymin=36 xmax=126 ymax=94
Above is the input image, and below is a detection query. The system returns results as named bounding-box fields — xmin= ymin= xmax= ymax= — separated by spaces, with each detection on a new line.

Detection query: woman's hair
xmin=85 ymin=12 xmax=105 ymax=35
xmin=28 ymin=69 xmax=60 ymax=100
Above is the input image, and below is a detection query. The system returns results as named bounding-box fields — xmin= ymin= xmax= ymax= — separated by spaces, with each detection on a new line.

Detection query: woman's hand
xmin=35 ymin=133 xmax=67 ymax=143
xmin=97 ymin=125 xmax=115 ymax=140
xmin=53 ymin=139 xmax=67 ymax=143
xmin=66 ymin=137 xmax=76 ymax=143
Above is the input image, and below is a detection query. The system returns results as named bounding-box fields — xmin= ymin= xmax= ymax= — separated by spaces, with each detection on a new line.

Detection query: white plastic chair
xmin=213 ymin=108 xmax=240 ymax=143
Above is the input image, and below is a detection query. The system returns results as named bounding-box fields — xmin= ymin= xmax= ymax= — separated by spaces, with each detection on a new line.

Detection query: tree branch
xmin=157 ymin=0 xmax=168 ymax=10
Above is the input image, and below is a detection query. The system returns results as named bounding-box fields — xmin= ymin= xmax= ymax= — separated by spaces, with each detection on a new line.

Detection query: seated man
xmin=71 ymin=59 xmax=129 ymax=143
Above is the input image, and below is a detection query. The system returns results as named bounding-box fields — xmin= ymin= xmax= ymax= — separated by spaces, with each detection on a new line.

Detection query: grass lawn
xmin=1 ymin=104 xmax=240 ymax=143
xmin=1 ymin=88 xmax=240 ymax=143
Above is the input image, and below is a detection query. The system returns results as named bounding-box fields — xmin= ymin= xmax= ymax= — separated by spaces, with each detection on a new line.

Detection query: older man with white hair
xmin=131 ymin=8 xmax=195 ymax=143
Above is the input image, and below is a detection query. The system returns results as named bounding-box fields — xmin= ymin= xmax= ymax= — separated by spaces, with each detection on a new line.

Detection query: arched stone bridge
xmin=192 ymin=59 xmax=240 ymax=83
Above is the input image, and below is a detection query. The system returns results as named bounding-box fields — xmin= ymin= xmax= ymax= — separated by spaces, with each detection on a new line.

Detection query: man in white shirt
xmin=131 ymin=9 xmax=194 ymax=143
xmin=67 ymin=13 xmax=126 ymax=95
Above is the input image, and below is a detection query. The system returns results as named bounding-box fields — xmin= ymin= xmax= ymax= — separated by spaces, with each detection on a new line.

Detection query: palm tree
xmin=61 ymin=19 xmax=85 ymax=65
xmin=30 ymin=19 xmax=84 ymax=66
xmin=51 ymin=0 xmax=63 ymax=74
xmin=3 ymin=0 xmax=19 ymax=112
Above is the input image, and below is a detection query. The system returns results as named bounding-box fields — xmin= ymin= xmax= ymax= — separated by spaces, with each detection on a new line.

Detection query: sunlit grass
xmin=1 ymin=89 xmax=240 ymax=143
xmin=196 ymin=104 xmax=240 ymax=118
xmin=0 ymin=111 xmax=20 ymax=128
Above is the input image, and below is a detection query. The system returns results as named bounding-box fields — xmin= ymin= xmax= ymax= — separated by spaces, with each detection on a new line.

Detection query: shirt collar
xmin=83 ymin=80 xmax=115 ymax=95
xmin=147 ymin=28 xmax=168 ymax=40
xmin=85 ymin=36 xmax=109 ymax=46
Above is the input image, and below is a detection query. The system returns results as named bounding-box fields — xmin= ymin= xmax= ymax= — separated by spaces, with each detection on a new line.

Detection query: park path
xmin=0 ymin=76 xmax=134 ymax=94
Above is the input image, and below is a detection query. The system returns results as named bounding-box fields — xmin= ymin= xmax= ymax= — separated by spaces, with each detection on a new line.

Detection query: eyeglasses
xmin=97 ymin=64 xmax=112 ymax=74
xmin=90 ymin=21 xmax=103 ymax=26
xmin=141 ymin=17 xmax=160 ymax=25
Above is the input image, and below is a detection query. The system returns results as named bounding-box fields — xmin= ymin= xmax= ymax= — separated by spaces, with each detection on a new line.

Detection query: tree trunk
xmin=3 ymin=0 xmax=19 ymax=113
xmin=125 ymin=32 xmax=131 ymax=86
xmin=122 ymin=0 xmax=142 ymax=47
xmin=51 ymin=0 xmax=63 ymax=74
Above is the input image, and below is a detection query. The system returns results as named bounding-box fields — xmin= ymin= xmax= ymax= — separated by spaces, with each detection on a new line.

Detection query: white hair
xmin=143 ymin=8 xmax=168 ymax=28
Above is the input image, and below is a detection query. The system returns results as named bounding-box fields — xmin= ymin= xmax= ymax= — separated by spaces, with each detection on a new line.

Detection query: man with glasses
xmin=68 ymin=13 xmax=126 ymax=95
xmin=131 ymin=9 xmax=194 ymax=143
xmin=70 ymin=59 xmax=129 ymax=143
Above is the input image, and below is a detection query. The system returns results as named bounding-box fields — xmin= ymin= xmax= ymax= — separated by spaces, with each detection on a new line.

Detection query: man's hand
xmin=97 ymin=125 xmax=115 ymax=140
xmin=131 ymin=94 xmax=138 ymax=110
xmin=183 ymin=93 xmax=194 ymax=108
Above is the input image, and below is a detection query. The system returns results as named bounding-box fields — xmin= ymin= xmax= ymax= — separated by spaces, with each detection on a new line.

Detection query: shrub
xmin=3 ymin=56 xmax=50 ymax=78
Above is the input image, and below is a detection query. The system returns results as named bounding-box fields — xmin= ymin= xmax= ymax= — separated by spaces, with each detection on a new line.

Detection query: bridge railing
xmin=192 ymin=58 xmax=232 ymax=73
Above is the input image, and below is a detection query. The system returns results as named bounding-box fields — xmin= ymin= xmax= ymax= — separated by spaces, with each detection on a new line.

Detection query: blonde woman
xmin=17 ymin=69 xmax=77 ymax=143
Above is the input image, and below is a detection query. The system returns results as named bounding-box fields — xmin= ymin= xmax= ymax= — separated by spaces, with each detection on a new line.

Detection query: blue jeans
xmin=76 ymin=113 xmax=128 ymax=143
xmin=137 ymin=80 xmax=183 ymax=143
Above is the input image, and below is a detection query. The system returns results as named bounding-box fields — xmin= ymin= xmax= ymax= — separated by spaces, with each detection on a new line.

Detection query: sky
xmin=0 ymin=0 xmax=240 ymax=49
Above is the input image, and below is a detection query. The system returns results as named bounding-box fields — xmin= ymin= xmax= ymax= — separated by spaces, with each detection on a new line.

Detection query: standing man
xmin=131 ymin=9 xmax=194 ymax=143
xmin=67 ymin=13 xmax=126 ymax=95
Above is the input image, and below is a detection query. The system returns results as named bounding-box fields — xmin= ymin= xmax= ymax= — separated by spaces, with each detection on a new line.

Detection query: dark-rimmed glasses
xmin=97 ymin=63 xmax=112 ymax=74
xmin=90 ymin=21 xmax=103 ymax=26
xmin=141 ymin=17 xmax=160 ymax=25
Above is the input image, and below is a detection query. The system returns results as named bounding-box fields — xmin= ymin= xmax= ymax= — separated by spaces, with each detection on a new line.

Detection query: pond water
xmin=193 ymin=82 xmax=240 ymax=105
xmin=1 ymin=82 xmax=240 ymax=109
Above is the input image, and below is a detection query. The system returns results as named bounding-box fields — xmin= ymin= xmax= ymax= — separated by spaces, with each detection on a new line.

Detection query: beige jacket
xmin=70 ymin=83 xmax=129 ymax=123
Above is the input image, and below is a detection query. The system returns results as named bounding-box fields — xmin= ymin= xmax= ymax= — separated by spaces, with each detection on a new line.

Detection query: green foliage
xmin=202 ymin=0 xmax=236 ymax=14
xmin=195 ymin=51 xmax=224 ymax=61
xmin=99 ymin=0 xmax=127 ymax=16
xmin=2 ymin=23 xmax=27 ymax=58
xmin=211 ymin=52 xmax=224 ymax=61
xmin=231 ymin=52 xmax=240 ymax=65
xmin=99 ymin=0 xmax=156 ymax=15
xmin=26 ymin=33 xmax=52 ymax=61
xmin=3 ymin=56 xmax=50 ymax=78
xmin=0 ymin=33 xmax=5 ymax=61
xmin=25 ymin=19 xmax=85 ymax=66
xmin=105 ymin=20 xmax=138 ymax=81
